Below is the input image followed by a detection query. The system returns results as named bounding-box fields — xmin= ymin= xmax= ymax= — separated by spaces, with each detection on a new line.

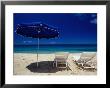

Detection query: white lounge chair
xmin=53 ymin=52 xmax=69 ymax=69
xmin=67 ymin=58 xmax=80 ymax=73
xmin=76 ymin=52 xmax=96 ymax=67
xmin=83 ymin=55 xmax=97 ymax=70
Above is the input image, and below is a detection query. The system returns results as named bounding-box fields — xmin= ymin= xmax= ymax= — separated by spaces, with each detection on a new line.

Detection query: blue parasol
xmin=16 ymin=22 xmax=59 ymax=67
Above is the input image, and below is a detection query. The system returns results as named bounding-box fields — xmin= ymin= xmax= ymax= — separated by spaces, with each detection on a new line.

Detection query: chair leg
xmin=56 ymin=61 xmax=57 ymax=67
xmin=66 ymin=63 xmax=68 ymax=70
xmin=66 ymin=63 xmax=67 ymax=68
xmin=53 ymin=61 xmax=54 ymax=67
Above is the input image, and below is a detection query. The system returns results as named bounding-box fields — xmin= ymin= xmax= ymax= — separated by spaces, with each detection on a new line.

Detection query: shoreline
xmin=14 ymin=51 xmax=97 ymax=53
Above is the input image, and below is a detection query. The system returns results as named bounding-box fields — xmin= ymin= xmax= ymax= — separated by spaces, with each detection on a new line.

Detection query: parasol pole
xmin=37 ymin=37 xmax=39 ymax=67
xmin=37 ymin=31 xmax=40 ymax=67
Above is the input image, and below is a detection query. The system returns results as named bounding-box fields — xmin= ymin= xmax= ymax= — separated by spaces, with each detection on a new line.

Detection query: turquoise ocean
xmin=14 ymin=44 xmax=97 ymax=54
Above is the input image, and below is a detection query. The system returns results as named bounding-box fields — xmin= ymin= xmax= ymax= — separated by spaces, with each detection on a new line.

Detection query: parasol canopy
xmin=16 ymin=22 xmax=59 ymax=67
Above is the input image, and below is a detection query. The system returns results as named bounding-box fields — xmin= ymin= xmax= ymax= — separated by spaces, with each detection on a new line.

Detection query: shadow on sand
xmin=26 ymin=61 xmax=61 ymax=73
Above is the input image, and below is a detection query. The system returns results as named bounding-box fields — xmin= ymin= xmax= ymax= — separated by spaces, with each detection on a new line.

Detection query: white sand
xmin=14 ymin=53 xmax=97 ymax=75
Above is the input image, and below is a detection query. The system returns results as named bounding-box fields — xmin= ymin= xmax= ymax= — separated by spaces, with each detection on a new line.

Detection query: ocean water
xmin=14 ymin=44 xmax=97 ymax=53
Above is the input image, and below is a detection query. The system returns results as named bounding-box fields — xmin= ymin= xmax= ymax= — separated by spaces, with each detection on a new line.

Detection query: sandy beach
xmin=14 ymin=53 xmax=97 ymax=75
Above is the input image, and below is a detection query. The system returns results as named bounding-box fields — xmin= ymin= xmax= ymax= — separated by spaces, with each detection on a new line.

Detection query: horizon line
xmin=14 ymin=43 xmax=97 ymax=45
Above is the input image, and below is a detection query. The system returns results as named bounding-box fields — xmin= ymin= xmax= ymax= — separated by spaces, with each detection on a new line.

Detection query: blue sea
xmin=14 ymin=44 xmax=97 ymax=54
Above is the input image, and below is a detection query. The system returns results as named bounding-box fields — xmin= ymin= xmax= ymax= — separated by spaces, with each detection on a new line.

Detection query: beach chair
xmin=82 ymin=55 xmax=97 ymax=70
xmin=76 ymin=52 xmax=96 ymax=67
xmin=53 ymin=52 xmax=69 ymax=69
xmin=67 ymin=58 xmax=80 ymax=73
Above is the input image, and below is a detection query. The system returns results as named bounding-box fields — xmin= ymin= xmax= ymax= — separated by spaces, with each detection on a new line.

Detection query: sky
xmin=14 ymin=13 xmax=97 ymax=45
